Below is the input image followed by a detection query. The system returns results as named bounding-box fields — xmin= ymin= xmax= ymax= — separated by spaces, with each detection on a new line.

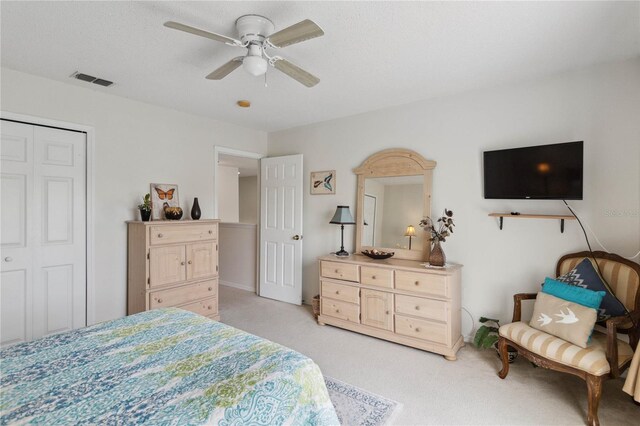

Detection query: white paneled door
xmin=259 ymin=154 xmax=303 ymax=305
xmin=1 ymin=120 xmax=86 ymax=346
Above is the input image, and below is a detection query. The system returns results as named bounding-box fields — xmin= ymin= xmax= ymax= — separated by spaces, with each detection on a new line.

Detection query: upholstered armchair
xmin=496 ymin=251 xmax=640 ymax=426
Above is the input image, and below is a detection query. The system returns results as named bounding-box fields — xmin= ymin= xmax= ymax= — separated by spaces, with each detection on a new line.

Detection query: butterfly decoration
xmin=155 ymin=187 xmax=175 ymax=200
xmin=313 ymin=173 xmax=333 ymax=191
xmin=310 ymin=170 xmax=335 ymax=195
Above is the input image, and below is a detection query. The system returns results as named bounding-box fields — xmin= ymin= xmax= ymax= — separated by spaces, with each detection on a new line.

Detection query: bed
xmin=0 ymin=308 xmax=339 ymax=425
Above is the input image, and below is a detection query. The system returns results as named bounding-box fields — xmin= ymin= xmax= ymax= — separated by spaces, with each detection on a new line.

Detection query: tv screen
xmin=483 ymin=141 xmax=583 ymax=200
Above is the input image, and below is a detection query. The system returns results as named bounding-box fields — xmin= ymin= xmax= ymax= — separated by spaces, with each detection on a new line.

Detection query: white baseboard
xmin=220 ymin=280 xmax=255 ymax=293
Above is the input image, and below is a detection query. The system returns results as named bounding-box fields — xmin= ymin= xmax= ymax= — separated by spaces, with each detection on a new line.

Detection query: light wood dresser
xmin=127 ymin=220 xmax=220 ymax=320
xmin=317 ymin=254 xmax=463 ymax=360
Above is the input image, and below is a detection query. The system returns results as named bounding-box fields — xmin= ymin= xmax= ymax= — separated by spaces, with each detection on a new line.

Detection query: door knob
xmin=4 ymin=257 xmax=13 ymax=262
xmin=292 ymin=235 xmax=302 ymax=240
xmin=188 ymin=260 xmax=192 ymax=265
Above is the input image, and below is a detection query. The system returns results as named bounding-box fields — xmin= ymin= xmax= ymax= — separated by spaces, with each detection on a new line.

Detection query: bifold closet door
xmin=1 ymin=120 xmax=86 ymax=346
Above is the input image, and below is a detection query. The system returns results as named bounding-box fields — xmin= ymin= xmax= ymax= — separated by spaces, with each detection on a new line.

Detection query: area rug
xmin=324 ymin=376 xmax=402 ymax=426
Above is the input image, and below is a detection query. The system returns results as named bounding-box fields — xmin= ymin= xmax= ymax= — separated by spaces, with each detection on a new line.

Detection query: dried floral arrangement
xmin=419 ymin=208 xmax=455 ymax=242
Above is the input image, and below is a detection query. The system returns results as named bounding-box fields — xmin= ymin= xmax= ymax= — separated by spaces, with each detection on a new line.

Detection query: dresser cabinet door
xmin=186 ymin=242 xmax=217 ymax=281
xmin=149 ymin=246 xmax=186 ymax=287
xmin=360 ymin=289 xmax=393 ymax=331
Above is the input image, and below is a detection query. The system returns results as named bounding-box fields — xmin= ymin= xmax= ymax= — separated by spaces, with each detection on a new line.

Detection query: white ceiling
xmin=2 ymin=1 xmax=638 ymax=132
xmin=218 ymin=153 xmax=258 ymax=177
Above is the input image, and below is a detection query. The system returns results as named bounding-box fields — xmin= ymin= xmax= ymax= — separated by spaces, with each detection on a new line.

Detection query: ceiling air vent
xmin=71 ymin=72 xmax=114 ymax=87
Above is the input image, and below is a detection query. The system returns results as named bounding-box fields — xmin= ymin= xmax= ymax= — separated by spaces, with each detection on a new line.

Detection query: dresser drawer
xmin=395 ymin=294 xmax=448 ymax=322
xmin=179 ymin=296 xmax=218 ymax=317
xmin=321 ymin=281 xmax=360 ymax=304
xmin=360 ymin=266 xmax=393 ymax=288
xmin=150 ymin=224 xmax=217 ymax=245
xmin=321 ymin=298 xmax=360 ymax=323
xmin=149 ymin=280 xmax=217 ymax=309
xmin=321 ymin=261 xmax=360 ymax=282
xmin=395 ymin=270 xmax=448 ymax=298
xmin=395 ymin=315 xmax=449 ymax=345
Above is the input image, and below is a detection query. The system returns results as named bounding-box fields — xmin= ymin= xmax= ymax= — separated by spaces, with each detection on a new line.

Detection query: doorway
xmin=214 ymin=147 xmax=261 ymax=293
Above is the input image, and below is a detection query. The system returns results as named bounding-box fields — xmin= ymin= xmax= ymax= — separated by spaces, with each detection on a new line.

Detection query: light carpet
xmin=324 ymin=376 xmax=402 ymax=426
xmin=218 ymin=286 xmax=638 ymax=425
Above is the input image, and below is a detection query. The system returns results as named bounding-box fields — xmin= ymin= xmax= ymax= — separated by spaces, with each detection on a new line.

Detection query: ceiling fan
xmin=164 ymin=15 xmax=324 ymax=87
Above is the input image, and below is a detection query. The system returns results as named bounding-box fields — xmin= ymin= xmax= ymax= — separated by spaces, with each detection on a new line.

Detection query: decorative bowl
xmin=164 ymin=206 xmax=183 ymax=220
xmin=361 ymin=249 xmax=394 ymax=260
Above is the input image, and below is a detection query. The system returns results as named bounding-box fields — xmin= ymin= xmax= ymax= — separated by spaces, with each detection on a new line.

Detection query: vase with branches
xmin=419 ymin=208 xmax=454 ymax=266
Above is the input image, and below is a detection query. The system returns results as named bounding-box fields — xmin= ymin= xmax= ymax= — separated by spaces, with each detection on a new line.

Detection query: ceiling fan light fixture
xmin=243 ymin=55 xmax=268 ymax=76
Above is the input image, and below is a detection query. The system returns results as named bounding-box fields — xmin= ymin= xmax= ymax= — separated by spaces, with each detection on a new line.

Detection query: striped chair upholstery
xmin=499 ymin=321 xmax=634 ymax=376
xmin=557 ymin=256 xmax=640 ymax=312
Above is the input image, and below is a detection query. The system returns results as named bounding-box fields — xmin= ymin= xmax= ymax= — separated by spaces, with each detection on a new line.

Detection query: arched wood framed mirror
xmin=354 ymin=148 xmax=436 ymax=261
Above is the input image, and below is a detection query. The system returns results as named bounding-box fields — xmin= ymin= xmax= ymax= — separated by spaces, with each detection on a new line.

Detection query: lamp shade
xmin=330 ymin=206 xmax=355 ymax=224
xmin=404 ymin=225 xmax=416 ymax=237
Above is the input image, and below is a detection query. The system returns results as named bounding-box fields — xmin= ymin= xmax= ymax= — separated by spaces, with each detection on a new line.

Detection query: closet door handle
xmin=292 ymin=235 xmax=302 ymax=240
xmin=4 ymin=257 xmax=13 ymax=262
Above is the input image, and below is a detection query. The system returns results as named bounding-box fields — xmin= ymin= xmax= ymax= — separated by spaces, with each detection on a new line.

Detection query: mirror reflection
xmin=362 ymin=175 xmax=424 ymax=251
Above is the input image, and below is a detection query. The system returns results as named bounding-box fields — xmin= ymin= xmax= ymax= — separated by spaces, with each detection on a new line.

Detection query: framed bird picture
xmin=310 ymin=170 xmax=335 ymax=195
xmin=150 ymin=183 xmax=179 ymax=220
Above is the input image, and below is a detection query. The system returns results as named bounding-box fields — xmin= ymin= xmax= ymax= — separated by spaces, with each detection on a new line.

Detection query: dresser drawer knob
xmin=157 ymin=298 xmax=163 ymax=303
xmin=415 ymin=306 xmax=420 ymax=310
xmin=207 ymin=305 xmax=212 ymax=310
xmin=335 ymin=290 xmax=340 ymax=295
xmin=188 ymin=260 xmax=192 ymax=265
xmin=414 ymin=281 xmax=420 ymax=286
xmin=385 ymin=310 xmax=390 ymax=315
xmin=208 ymin=287 xmax=213 ymax=291
xmin=181 ymin=261 xmax=185 ymax=266
xmin=415 ymin=327 xmax=420 ymax=332
xmin=158 ymin=233 xmax=164 ymax=238
xmin=335 ymin=309 xmax=340 ymax=313
xmin=209 ymin=230 xmax=213 ymax=234
xmin=372 ymin=275 xmax=376 ymax=279
xmin=335 ymin=269 xmax=340 ymax=274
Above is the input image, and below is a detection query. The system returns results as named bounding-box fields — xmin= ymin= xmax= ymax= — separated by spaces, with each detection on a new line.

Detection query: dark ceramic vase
xmin=191 ymin=197 xmax=201 ymax=220
xmin=140 ymin=209 xmax=151 ymax=222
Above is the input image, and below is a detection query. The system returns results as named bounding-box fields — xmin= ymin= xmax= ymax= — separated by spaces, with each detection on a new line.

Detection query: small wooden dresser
xmin=317 ymin=254 xmax=463 ymax=360
xmin=127 ymin=220 xmax=220 ymax=320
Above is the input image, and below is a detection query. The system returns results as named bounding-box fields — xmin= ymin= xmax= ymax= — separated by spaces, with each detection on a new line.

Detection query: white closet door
xmin=1 ymin=121 xmax=86 ymax=346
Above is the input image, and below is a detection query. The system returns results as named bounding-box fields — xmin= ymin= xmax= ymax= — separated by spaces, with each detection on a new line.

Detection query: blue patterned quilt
xmin=0 ymin=308 xmax=339 ymax=425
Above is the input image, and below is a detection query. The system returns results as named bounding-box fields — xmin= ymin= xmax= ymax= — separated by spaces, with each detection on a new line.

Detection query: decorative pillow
xmin=556 ymin=258 xmax=627 ymax=321
xmin=529 ymin=292 xmax=598 ymax=348
xmin=542 ymin=277 xmax=606 ymax=310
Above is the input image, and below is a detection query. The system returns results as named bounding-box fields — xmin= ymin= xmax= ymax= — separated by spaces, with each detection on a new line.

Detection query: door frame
xmin=1 ymin=111 xmax=97 ymax=326
xmin=213 ymin=146 xmax=264 ymax=293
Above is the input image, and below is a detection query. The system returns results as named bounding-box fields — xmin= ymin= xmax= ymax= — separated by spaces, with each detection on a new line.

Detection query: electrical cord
xmin=563 ymin=201 xmax=640 ymax=260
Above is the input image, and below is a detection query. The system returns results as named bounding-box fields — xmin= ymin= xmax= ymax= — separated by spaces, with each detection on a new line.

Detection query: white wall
xmin=0 ymin=67 xmax=267 ymax=323
xmin=268 ymin=58 xmax=640 ymax=337
xmin=219 ymin=223 xmax=257 ymax=292
xmin=217 ymin=166 xmax=240 ymax=223
xmin=239 ymin=176 xmax=258 ymax=224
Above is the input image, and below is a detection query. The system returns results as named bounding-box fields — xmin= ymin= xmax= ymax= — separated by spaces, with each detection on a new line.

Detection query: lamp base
xmin=334 ymin=249 xmax=350 ymax=257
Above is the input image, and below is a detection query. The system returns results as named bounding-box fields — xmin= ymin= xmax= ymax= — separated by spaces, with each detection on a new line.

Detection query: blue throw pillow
xmin=556 ymin=258 xmax=627 ymax=321
xmin=542 ymin=277 xmax=606 ymax=310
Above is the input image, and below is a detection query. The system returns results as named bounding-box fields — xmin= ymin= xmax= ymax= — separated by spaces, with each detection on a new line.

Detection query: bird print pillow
xmin=529 ymin=292 xmax=598 ymax=348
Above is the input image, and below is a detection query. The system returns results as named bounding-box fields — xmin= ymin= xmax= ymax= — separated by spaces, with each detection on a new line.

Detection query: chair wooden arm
xmin=606 ymin=310 xmax=640 ymax=378
xmin=512 ymin=293 xmax=538 ymax=322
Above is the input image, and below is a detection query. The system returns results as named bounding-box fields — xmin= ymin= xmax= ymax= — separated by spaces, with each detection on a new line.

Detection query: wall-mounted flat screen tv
xmin=483 ymin=141 xmax=583 ymax=200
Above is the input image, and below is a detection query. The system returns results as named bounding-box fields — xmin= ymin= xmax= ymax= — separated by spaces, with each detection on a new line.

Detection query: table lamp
xmin=330 ymin=206 xmax=355 ymax=257
xmin=404 ymin=225 xmax=416 ymax=250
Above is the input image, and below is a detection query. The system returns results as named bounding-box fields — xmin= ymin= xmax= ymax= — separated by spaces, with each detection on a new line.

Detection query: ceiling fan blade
xmin=273 ymin=58 xmax=320 ymax=87
xmin=266 ymin=19 xmax=324 ymax=48
xmin=206 ymin=57 xmax=244 ymax=80
xmin=164 ymin=21 xmax=242 ymax=46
